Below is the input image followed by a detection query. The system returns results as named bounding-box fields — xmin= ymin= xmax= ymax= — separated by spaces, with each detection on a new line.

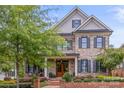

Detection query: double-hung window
xmin=81 ymin=60 xmax=88 ymax=72
xmin=67 ymin=40 xmax=72 ymax=50
xmin=96 ymin=37 xmax=102 ymax=48
xmin=82 ymin=37 xmax=87 ymax=48
xmin=57 ymin=40 xmax=73 ymax=51
xmin=94 ymin=36 xmax=105 ymax=48
xmin=78 ymin=59 xmax=89 ymax=73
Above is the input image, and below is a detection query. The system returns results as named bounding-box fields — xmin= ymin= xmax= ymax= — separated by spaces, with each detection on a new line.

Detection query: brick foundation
xmin=60 ymin=81 xmax=124 ymax=88
xmin=33 ymin=78 xmax=41 ymax=88
xmin=112 ymin=69 xmax=124 ymax=77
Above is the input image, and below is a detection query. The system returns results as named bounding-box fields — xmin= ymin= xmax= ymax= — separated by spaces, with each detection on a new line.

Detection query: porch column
xmin=44 ymin=57 xmax=48 ymax=78
xmin=91 ymin=60 xmax=94 ymax=73
xmin=75 ymin=57 xmax=78 ymax=76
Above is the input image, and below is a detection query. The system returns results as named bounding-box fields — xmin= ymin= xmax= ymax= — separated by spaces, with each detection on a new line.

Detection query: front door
xmin=56 ymin=60 xmax=68 ymax=77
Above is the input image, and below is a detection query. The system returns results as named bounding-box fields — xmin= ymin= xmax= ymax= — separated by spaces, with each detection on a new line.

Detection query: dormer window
xmin=72 ymin=19 xmax=81 ymax=28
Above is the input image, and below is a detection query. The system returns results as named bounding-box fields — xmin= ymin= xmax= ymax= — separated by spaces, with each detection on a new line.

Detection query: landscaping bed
xmin=0 ymin=79 xmax=33 ymax=88
xmin=61 ymin=72 xmax=124 ymax=88
xmin=0 ymin=80 xmax=16 ymax=88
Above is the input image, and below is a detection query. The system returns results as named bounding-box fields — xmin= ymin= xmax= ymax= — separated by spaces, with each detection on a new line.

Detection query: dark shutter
xmin=72 ymin=20 xmax=74 ymax=28
xmin=27 ymin=64 xmax=29 ymax=73
xmin=87 ymin=37 xmax=90 ymax=48
xmin=70 ymin=40 xmax=73 ymax=50
xmin=80 ymin=59 xmax=82 ymax=72
xmin=94 ymin=37 xmax=97 ymax=48
xmin=93 ymin=60 xmax=96 ymax=73
xmin=78 ymin=60 xmax=82 ymax=73
xmin=79 ymin=37 xmax=82 ymax=48
xmin=96 ymin=61 xmax=100 ymax=72
xmin=88 ymin=60 xmax=91 ymax=73
xmin=85 ymin=60 xmax=88 ymax=72
xmin=123 ymin=63 xmax=124 ymax=69
xmin=82 ymin=60 xmax=85 ymax=72
xmin=102 ymin=37 xmax=106 ymax=48
xmin=79 ymin=20 xmax=81 ymax=26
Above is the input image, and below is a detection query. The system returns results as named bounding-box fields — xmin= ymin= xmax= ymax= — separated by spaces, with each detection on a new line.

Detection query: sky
xmin=43 ymin=5 xmax=124 ymax=48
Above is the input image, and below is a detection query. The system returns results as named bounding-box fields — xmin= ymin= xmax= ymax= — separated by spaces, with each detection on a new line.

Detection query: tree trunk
xmin=107 ymin=68 xmax=112 ymax=76
xmin=16 ymin=36 xmax=20 ymax=88
xmin=5 ymin=72 xmax=8 ymax=78
xmin=16 ymin=61 xmax=19 ymax=88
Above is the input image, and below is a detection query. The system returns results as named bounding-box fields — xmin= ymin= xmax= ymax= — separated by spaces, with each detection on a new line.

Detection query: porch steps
xmin=47 ymin=78 xmax=60 ymax=86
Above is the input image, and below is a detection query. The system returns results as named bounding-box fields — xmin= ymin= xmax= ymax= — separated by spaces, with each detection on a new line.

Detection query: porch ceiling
xmin=47 ymin=55 xmax=78 ymax=59
xmin=47 ymin=53 xmax=79 ymax=59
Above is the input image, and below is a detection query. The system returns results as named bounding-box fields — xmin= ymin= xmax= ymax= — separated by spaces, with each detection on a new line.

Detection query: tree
xmin=109 ymin=44 xmax=114 ymax=48
xmin=0 ymin=6 xmax=65 ymax=88
xmin=120 ymin=44 xmax=124 ymax=48
xmin=96 ymin=48 xmax=124 ymax=75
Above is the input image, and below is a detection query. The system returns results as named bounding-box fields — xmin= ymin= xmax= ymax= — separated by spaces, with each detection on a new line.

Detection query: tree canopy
xmin=0 ymin=6 xmax=65 ymax=87
xmin=96 ymin=48 xmax=124 ymax=74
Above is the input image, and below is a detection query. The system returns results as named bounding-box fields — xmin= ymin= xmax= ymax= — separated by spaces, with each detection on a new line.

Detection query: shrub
xmin=96 ymin=75 xmax=105 ymax=79
xmin=19 ymin=78 xmax=32 ymax=83
xmin=40 ymin=81 xmax=47 ymax=87
xmin=0 ymin=83 xmax=33 ymax=88
xmin=19 ymin=83 xmax=32 ymax=88
xmin=4 ymin=77 xmax=12 ymax=81
xmin=49 ymin=72 xmax=56 ymax=78
xmin=85 ymin=74 xmax=94 ymax=79
xmin=0 ymin=84 xmax=16 ymax=88
xmin=62 ymin=72 xmax=73 ymax=82
xmin=92 ymin=78 xmax=102 ymax=82
xmin=73 ymin=79 xmax=82 ymax=82
xmin=19 ymin=78 xmax=33 ymax=87
xmin=73 ymin=75 xmax=124 ymax=82
xmin=74 ymin=76 xmax=85 ymax=80
xmin=82 ymin=78 xmax=92 ymax=82
xmin=0 ymin=80 xmax=16 ymax=84
xmin=31 ymin=74 xmax=37 ymax=83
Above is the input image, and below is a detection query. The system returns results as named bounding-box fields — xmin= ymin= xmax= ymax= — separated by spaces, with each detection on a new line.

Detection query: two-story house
xmin=41 ymin=7 xmax=113 ymax=78
xmin=24 ymin=7 xmax=113 ymax=78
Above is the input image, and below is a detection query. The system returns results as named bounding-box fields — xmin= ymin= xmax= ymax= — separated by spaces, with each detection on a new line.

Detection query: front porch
xmin=44 ymin=55 xmax=78 ymax=78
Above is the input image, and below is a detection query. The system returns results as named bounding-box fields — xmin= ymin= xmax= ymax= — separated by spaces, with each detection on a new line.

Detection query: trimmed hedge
xmin=74 ymin=78 xmax=124 ymax=82
xmin=0 ymin=84 xmax=16 ymax=88
xmin=0 ymin=83 xmax=32 ymax=88
xmin=73 ymin=75 xmax=124 ymax=82
xmin=0 ymin=79 xmax=32 ymax=88
xmin=0 ymin=80 xmax=16 ymax=84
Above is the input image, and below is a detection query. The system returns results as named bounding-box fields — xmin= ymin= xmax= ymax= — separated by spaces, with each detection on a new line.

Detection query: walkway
xmin=43 ymin=85 xmax=60 ymax=88
xmin=42 ymin=78 xmax=61 ymax=88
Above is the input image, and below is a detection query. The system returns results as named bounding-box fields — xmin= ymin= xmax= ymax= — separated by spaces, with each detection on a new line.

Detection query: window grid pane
xmin=72 ymin=20 xmax=81 ymax=28
xmin=82 ymin=37 xmax=87 ymax=48
xmin=81 ymin=60 xmax=88 ymax=72
xmin=96 ymin=37 xmax=102 ymax=48
xmin=57 ymin=40 xmax=73 ymax=51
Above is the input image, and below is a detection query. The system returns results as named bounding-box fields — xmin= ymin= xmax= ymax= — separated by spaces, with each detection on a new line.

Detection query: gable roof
xmin=53 ymin=6 xmax=89 ymax=29
xmin=73 ymin=15 xmax=113 ymax=32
